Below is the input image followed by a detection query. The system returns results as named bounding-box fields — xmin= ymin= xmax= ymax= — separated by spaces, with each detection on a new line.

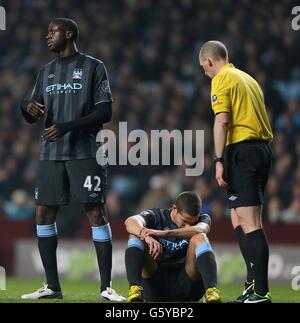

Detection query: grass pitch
xmin=0 ymin=278 xmax=298 ymax=303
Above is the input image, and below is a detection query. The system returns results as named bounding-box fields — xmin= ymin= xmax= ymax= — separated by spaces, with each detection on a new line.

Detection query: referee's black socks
xmin=235 ymin=225 xmax=254 ymax=283
xmin=246 ymin=229 xmax=269 ymax=296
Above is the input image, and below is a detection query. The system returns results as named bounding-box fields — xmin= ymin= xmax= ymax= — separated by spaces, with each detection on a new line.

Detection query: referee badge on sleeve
xmin=211 ymin=95 xmax=218 ymax=102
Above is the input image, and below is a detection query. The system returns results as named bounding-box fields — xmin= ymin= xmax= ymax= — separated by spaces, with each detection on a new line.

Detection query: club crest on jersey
xmin=73 ymin=68 xmax=83 ymax=79
xmin=211 ymin=95 xmax=218 ymax=102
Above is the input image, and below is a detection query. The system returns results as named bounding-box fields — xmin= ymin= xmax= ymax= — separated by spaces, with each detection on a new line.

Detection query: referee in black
xmin=199 ymin=41 xmax=273 ymax=303
xmin=20 ymin=18 xmax=125 ymax=301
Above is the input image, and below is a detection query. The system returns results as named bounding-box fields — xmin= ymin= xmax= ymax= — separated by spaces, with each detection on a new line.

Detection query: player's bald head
xmin=200 ymin=40 xmax=228 ymax=61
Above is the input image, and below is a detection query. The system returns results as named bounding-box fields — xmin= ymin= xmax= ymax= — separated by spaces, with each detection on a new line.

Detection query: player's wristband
xmin=213 ymin=156 xmax=224 ymax=164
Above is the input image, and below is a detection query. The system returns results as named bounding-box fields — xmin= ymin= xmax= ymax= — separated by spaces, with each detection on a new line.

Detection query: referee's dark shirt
xmin=30 ymin=52 xmax=112 ymax=160
xmin=139 ymin=208 xmax=211 ymax=268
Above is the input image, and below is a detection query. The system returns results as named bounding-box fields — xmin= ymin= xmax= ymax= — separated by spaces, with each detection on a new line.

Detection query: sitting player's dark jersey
xmin=28 ymin=52 xmax=112 ymax=161
xmin=139 ymin=208 xmax=211 ymax=268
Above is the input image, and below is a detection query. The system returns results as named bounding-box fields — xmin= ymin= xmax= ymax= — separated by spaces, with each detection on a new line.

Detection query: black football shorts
xmin=141 ymin=265 xmax=205 ymax=302
xmin=224 ymin=140 xmax=272 ymax=209
xmin=35 ymin=159 xmax=107 ymax=205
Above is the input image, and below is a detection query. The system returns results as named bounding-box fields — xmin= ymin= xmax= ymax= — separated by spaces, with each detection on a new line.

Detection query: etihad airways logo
xmin=158 ymin=238 xmax=189 ymax=251
xmin=46 ymin=83 xmax=83 ymax=94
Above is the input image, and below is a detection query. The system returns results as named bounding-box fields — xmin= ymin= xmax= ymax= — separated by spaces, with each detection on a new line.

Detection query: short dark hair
xmin=53 ymin=18 xmax=79 ymax=41
xmin=175 ymin=191 xmax=202 ymax=217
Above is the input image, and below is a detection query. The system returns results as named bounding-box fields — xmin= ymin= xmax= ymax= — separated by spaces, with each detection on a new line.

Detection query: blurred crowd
xmin=1 ymin=0 xmax=300 ymax=230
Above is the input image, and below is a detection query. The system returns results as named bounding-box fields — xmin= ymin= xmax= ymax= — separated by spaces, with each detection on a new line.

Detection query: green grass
xmin=0 ymin=278 xmax=298 ymax=303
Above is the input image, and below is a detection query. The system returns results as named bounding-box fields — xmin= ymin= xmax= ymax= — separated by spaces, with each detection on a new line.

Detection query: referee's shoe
xmin=244 ymin=292 xmax=272 ymax=303
xmin=228 ymin=281 xmax=254 ymax=303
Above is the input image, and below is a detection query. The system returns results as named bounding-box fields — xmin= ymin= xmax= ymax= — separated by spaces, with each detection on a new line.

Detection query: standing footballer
xmin=199 ymin=41 xmax=273 ymax=303
xmin=20 ymin=18 xmax=125 ymax=301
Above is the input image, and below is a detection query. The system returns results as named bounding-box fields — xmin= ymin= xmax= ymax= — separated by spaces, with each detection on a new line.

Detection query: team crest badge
xmin=73 ymin=69 xmax=83 ymax=79
xmin=211 ymin=95 xmax=218 ymax=102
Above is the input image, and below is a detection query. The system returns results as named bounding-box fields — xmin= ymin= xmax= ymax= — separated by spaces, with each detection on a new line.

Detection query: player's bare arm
xmin=141 ymin=222 xmax=210 ymax=240
xmin=125 ymin=215 xmax=162 ymax=259
xmin=214 ymin=112 xmax=230 ymax=188
xmin=125 ymin=215 xmax=148 ymax=238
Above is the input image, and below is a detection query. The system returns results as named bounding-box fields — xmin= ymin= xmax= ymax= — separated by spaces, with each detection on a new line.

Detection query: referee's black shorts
xmin=224 ymin=140 xmax=272 ymax=209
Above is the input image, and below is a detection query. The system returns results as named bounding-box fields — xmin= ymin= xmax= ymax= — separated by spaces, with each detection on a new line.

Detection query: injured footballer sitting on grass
xmin=124 ymin=191 xmax=221 ymax=303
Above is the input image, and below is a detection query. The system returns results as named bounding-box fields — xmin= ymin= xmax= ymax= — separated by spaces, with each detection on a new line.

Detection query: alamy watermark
xmin=0 ymin=266 xmax=6 ymax=290
xmin=291 ymin=6 xmax=300 ymax=30
xmin=96 ymin=122 xmax=205 ymax=176
xmin=0 ymin=6 xmax=6 ymax=30
xmin=291 ymin=266 xmax=300 ymax=291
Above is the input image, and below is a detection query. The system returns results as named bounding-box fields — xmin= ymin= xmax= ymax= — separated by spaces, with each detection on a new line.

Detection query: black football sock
xmin=37 ymin=224 xmax=61 ymax=292
xmin=235 ymin=225 xmax=254 ymax=283
xmin=246 ymin=229 xmax=269 ymax=296
xmin=125 ymin=238 xmax=145 ymax=286
xmin=92 ymin=224 xmax=112 ymax=292
xmin=94 ymin=241 xmax=112 ymax=292
xmin=195 ymin=242 xmax=217 ymax=290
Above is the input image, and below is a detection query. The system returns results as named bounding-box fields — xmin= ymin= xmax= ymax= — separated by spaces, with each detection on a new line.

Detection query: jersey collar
xmin=220 ymin=63 xmax=234 ymax=72
xmin=57 ymin=52 xmax=81 ymax=64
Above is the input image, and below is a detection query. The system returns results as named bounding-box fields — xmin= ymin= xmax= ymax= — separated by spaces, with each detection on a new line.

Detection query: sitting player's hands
xmin=140 ymin=228 xmax=165 ymax=239
xmin=144 ymin=236 xmax=162 ymax=260
xmin=26 ymin=101 xmax=45 ymax=120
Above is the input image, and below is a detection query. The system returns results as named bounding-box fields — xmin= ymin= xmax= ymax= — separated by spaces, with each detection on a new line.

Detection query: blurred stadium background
xmin=0 ymin=0 xmax=300 ymax=301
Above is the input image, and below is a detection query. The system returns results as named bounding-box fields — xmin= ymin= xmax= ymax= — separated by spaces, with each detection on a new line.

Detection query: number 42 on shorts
xmin=83 ymin=175 xmax=102 ymax=191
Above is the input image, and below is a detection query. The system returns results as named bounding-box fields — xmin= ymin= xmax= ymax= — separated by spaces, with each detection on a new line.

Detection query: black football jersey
xmin=29 ymin=52 xmax=112 ymax=160
xmin=139 ymin=208 xmax=211 ymax=267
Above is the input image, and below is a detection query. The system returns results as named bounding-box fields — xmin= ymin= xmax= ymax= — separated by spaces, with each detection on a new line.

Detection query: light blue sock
xmin=36 ymin=223 xmax=58 ymax=237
